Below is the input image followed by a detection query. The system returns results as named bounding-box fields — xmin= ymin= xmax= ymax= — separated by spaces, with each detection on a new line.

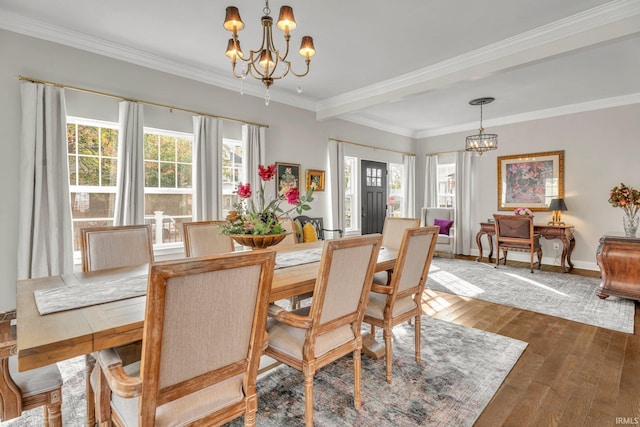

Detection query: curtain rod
xmin=424 ymin=149 xmax=464 ymax=156
xmin=329 ymin=137 xmax=415 ymax=157
xmin=18 ymin=75 xmax=269 ymax=129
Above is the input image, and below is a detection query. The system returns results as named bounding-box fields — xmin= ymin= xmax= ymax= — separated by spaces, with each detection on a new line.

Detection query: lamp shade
xmin=548 ymin=198 xmax=568 ymax=211
xmin=224 ymin=7 xmax=244 ymax=32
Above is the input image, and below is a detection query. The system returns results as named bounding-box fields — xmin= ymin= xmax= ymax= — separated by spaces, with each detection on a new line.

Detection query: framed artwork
xmin=275 ymin=162 xmax=300 ymax=193
xmin=306 ymin=169 xmax=325 ymax=191
xmin=497 ymin=150 xmax=564 ymax=211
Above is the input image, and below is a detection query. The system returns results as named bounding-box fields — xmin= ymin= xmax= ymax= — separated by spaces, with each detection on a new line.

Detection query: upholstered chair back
xmin=394 ymin=227 xmax=439 ymax=294
xmin=182 ymin=221 xmax=234 ymax=257
xmin=80 ymin=224 xmax=154 ymax=272
xmin=313 ymin=235 xmax=381 ymax=327
xmin=278 ymin=218 xmax=298 ymax=246
xmin=98 ymin=250 xmax=275 ymax=426
xmin=380 ymin=217 xmax=420 ymax=250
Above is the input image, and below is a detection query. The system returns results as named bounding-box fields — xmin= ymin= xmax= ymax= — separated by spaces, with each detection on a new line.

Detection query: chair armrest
xmin=371 ymin=283 xmax=393 ymax=294
xmin=96 ymin=347 xmax=142 ymax=398
xmin=267 ymin=304 xmax=312 ymax=329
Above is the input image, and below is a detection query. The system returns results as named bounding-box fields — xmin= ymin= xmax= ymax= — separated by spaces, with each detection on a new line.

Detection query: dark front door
xmin=360 ymin=160 xmax=387 ymax=235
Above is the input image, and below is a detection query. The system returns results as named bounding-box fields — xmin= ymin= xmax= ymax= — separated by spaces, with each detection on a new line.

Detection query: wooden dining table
xmin=16 ymin=241 xmax=397 ymax=372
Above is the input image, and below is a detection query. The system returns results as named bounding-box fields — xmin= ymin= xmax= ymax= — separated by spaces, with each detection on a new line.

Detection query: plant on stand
xmin=221 ymin=164 xmax=313 ymax=246
xmin=608 ymin=182 xmax=640 ymax=237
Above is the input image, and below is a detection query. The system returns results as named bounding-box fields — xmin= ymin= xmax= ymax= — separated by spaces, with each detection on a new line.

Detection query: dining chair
xmin=266 ymin=234 xmax=382 ymax=427
xmin=363 ymin=226 xmax=439 ymax=383
xmin=278 ymin=218 xmax=298 ymax=247
xmin=91 ymin=250 xmax=276 ymax=426
xmin=293 ymin=215 xmax=343 ymax=242
xmin=493 ymin=214 xmax=543 ymax=273
xmin=182 ymin=220 xmax=234 ymax=257
xmin=374 ymin=217 xmax=420 ymax=285
xmin=80 ymin=224 xmax=154 ymax=272
xmin=1 ymin=310 xmax=63 ymax=426
xmin=80 ymin=224 xmax=154 ymax=425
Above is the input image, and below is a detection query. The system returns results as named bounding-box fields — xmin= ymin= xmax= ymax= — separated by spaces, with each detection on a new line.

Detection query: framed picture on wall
xmin=497 ymin=150 xmax=564 ymax=211
xmin=306 ymin=169 xmax=325 ymax=191
xmin=275 ymin=162 xmax=301 ymax=193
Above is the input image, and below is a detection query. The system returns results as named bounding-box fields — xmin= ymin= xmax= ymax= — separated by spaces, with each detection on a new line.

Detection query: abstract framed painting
xmin=497 ymin=150 xmax=564 ymax=211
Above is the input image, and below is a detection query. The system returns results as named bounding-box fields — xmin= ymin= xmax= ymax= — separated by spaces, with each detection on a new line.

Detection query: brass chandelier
xmin=465 ymin=97 xmax=498 ymax=156
xmin=224 ymin=1 xmax=316 ymax=105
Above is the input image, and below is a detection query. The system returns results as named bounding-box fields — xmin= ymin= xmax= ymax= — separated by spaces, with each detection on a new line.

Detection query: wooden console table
xmin=596 ymin=233 xmax=640 ymax=301
xmin=476 ymin=222 xmax=576 ymax=272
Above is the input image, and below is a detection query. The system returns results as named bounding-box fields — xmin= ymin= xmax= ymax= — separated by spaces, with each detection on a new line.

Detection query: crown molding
xmin=415 ymin=92 xmax=640 ymax=139
xmin=315 ymin=0 xmax=640 ymax=120
xmin=0 ymin=10 xmax=317 ymax=112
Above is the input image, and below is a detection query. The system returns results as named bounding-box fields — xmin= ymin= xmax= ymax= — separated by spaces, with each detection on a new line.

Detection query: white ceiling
xmin=1 ymin=0 xmax=639 ymax=138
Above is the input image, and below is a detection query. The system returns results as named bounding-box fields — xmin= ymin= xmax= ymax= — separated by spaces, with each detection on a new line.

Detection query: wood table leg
xmin=361 ymin=332 xmax=385 ymax=359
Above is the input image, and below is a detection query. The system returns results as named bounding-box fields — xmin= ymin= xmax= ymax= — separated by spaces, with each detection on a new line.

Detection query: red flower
xmin=285 ymin=186 xmax=300 ymax=205
xmin=258 ymin=164 xmax=276 ymax=182
xmin=237 ymin=183 xmax=252 ymax=199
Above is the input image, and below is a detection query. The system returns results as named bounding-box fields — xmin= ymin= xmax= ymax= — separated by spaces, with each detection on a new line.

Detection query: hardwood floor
xmin=422 ymin=257 xmax=640 ymax=427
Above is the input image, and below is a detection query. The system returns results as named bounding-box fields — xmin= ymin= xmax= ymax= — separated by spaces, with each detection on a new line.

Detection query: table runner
xmin=274 ymin=247 xmax=323 ymax=270
xmin=33 ymin=249 xmax=323 ymax=315
xmin=34 ymin=275 xmax=148 ymax=315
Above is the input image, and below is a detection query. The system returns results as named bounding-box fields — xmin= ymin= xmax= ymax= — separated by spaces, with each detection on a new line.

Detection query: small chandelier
xmin=223 ymin=1 xmax=316 ymax=105
xmin=465 ymin=97 xmax=498 ymax=156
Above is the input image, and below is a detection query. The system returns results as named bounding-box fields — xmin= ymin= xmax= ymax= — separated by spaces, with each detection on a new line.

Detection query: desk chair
xmin=363 ymin=226 xmax=438 ymax=383
xmin=266 ymin=235 xmax=382 ymax=427
xmin=91 ymin=250 xmax=275 ymax=426
xmin=493 ymin=214 xmax=542 ymax=273
xmin=1 ymin=310 xmax=63 ymax=426
xmin=182 ymin=220 xmax=234 ymax=257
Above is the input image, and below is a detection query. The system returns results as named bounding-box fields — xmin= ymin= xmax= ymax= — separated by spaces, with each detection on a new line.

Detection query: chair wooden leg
xmin=383 ymin=327 xmax=392 ymax=383
xmin=45 ymin=389 xmax=62 ymax=427
xmin=415 ymin=314 xmax=421 ymax=364
xmin=303 ymin=367 xmax=314 ymax=427
xmin=353 ymin=348 xmax=362 ymax=409
xmin=370 ymin=324 xmax=375 ymax=335
xmin=85 ymin=354 xmax=96 ymax=427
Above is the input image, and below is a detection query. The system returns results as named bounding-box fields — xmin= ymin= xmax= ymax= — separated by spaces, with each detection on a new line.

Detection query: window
xmin=388 ymin=163 xmax=404 ymax=217
xmin=437 ymin=162 xmax=456 ymax=208
xmin=68 ymin=118 xmax=119 ymax=252
xmin=222 ymin=138 xmax=244 ymax=218
xmin=344 ymin=156 xmax=356 ymax=230
xmin=143 ymin=128 xmax=193 ymax=245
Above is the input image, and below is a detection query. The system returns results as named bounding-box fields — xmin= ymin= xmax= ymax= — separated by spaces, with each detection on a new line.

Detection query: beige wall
xmin=416 ymin=104 xmax=640 ymax=271
xmin=0 ymin=29 xmax=413 ymax=310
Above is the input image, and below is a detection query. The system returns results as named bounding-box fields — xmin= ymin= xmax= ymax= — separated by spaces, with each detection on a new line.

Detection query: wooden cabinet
xmin=596 ymin=233 xmax=640 ymax=301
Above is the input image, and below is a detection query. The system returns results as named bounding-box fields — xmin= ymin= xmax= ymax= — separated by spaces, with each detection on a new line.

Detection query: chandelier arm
xmin=230 ymin=61 xmax=248 ymax=79
xmin=289 ymin=60 xmax=311 ymax=78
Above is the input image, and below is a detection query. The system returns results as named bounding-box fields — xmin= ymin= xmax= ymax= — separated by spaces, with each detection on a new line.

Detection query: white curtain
xmin=242 ymin=124 xmax=266 ymax=192
xmin=454 ymin=151 xmax=474 ymax=255
xmin=402 ymin=154 xmax=416 ymax=218
xmin=17 ymin=82 xmax=74 ymax=279
xmin=327 ymin=140 xmax=345 ymax=233
xmin=424 ymin=154 xmax=438 ymax=208
xmin=113 ymin=101 xmax=145 ymax=226
xmin=192 ymin=116 xmax=223 ymax=221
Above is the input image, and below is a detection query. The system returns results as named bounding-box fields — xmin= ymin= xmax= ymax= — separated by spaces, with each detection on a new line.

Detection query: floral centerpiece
xmin=513 ymin=207 xmax=533 ymax=216
xmin=608 ymin=182 xmax=640 ymax=236
xmin=221 ymin=164 xmax=313 ymax=247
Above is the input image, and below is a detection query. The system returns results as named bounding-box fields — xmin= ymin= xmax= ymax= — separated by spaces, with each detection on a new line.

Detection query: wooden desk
xmin=16 ymin=242 xmax=397 ymax=372
xmin=475 ymin=222 xmax=576 ymax=272
xmin=596 ymin=233 xmax=640 ymax=301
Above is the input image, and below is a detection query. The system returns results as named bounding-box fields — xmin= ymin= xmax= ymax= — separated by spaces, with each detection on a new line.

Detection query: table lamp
xmin=548 ymin=198 xmax=568 ymax=225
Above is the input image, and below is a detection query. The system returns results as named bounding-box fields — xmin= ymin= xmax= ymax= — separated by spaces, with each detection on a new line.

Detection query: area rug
xmin=427 ymin=258 xmax=635 ymax=334
xmin=1 ymin=317 xmax=527 ymax=427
